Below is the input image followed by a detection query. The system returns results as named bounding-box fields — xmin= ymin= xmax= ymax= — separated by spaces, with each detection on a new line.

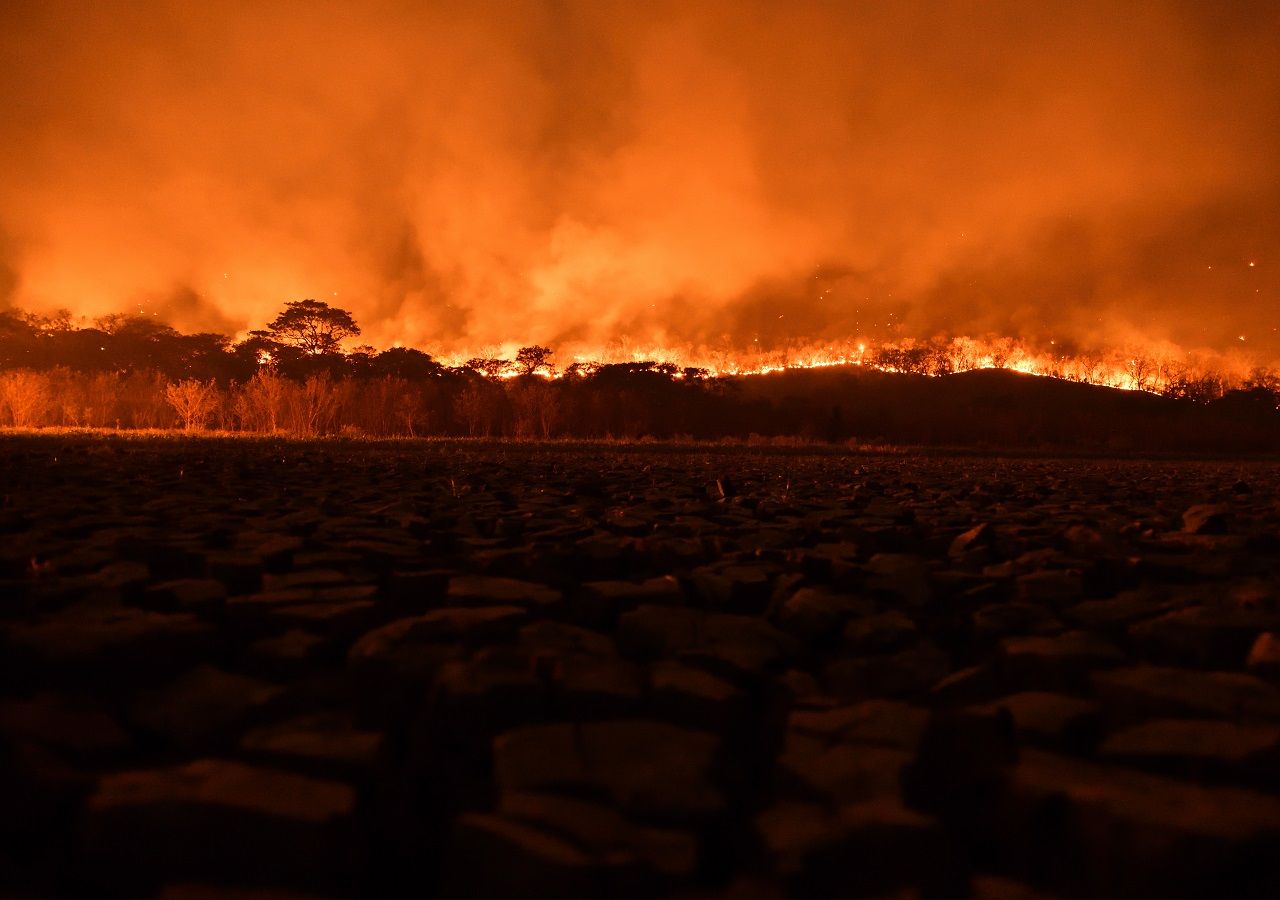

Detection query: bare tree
xmin=507 ymin=379 xmax=560 ymax=438
xmin=986 ymin=337 xmax=1016 ymax=369
xmin=0 ymin=370 xmax=50 ymax=427
xmin=164 ymin=379 xmax=220 ymax=430
xmin=286 ymin=373 xmax=341 ymax=436
xmin=233 ymin=369 xmax=288 ymax=432
xmin=1126 ymin=356 xmax=1154 ymax=392
xmin=456 ymin=382 xmax=500 ymax=436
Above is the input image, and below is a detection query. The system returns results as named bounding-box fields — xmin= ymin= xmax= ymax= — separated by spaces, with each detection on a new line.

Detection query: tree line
xmin=0 ymin=301 xmax=731 ymax=437
xmin=0 ymin=299 xmax=1277 ymax=445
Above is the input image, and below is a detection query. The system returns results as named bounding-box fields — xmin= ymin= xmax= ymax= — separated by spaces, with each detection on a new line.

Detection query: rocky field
xmin=2 ymin=434 xmax=1279 ymax=898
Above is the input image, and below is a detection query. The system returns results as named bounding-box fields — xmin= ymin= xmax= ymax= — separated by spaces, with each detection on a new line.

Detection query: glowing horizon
xmin=1 ymin=2 xmax=1277 ymax=361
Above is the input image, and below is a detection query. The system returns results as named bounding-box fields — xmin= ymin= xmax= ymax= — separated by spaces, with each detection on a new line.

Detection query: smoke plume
xmin=1 ymin=0 xmax=1278 ymax=357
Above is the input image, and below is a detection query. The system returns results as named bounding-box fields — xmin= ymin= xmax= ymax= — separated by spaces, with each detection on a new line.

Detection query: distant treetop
xmin=515 ymin=345 xmax=554 ymax=376
xmin=267 ymin=299 xmax=361 ymax=355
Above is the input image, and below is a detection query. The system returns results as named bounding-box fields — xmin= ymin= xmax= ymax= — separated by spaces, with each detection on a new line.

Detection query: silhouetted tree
xmin=371 ymin=347 xmax=444 ymax=379
xmin=266 ymin=299 xmax=360 ymax=355
xmin=465 ymin=357 xmax=515 ymax=379
xmin=456 ymin=380 xmax=504 ymax=435
xmin=515 ymin=345 xmax=554 ymax=376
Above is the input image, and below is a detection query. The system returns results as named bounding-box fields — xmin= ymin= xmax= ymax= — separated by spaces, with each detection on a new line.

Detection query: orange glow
xmin=0 ymin=3 xmax=1278 ymax=365
xmin=430 ymin=334 xmax=1265 ymax=397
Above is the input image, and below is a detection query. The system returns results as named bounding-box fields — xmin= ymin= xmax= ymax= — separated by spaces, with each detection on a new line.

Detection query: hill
xmin=731 ymin=366 xmax=1280 ymax=452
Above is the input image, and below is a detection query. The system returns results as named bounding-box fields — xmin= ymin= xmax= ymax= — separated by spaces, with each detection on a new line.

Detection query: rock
xmin=825 ymin=644 xmax=950 ymax=701
xmin=520 ymin=620 xmax=616 ymax=658
xmin=773 ymin=587 xmax=876 ymax=642
xmin=263 ymin=570 xmax=350 ymax=592
xmin=141 ymin=579 xmax=228 ymax=614
xmin=901 ymin=709 xmax=1017 ymax=822
xmin=997 ymin=749 xmax=1280 ymax=897
xmin=82 ymin=760 xmax=358 ymax=890
xmin=2 ymin=739 xmax=93 ymax=844
xmin=447 ymin=575 xmax=564 ymax=614
xmin=778 ymin=733 xmax=911 ymax=803
xmin=967 ymin=692 xmax=1101 ymax=751
xmin=205 ymin=553 xmax=265 ymax=595
xmin=787 ymin=700 xmax=930 ymax=751
xmin=1247 ymin=632 xmax=1280 ymax=677
xmin=689 ymin=564 xmax=776 ymax=611
xmin=1014 ymin=569 xmax=1083 ymax=607
xmin=570 ymin=533 xmax=638 ymax=578
xmin=949 ymin=523 xmax=995 ymax=559
xmin=843 ymin=611 xmax=918 ymax=653
xmin=929 ymin=665 xmax=1002 ymax=706
xmin=4 ymin=605 xmax=217 ymax=686
xmin=445 ymin=813 xmax=600 ymax=898
xmin=348 ymin=606 xmax=527 ymax=690
xmin=130 ymin=666 xmax=287 ymax=748
xmin=648 ymin=661 xmax=747 ymax=732
xmin=969 ymin=876 xmax=1064 ymax=899
xmin=1099 ymin=718 xmax=1280 ymax=782
xmin=864 ymin=555 xmax=932 ymax=608
xmin=862 ymin=498 xmax=914 ymax=525
xmin=1130 ymin=605 xmax=1278 ymax=668
xmin=254 ymin=534 xmax=304 ymax=572
xmin=1182 ymin=504 xmax=1230 ymax=535
xmin=93 ymin=560 xmax=151 ymax=596
xmin=1062 ymin=590 xmax=1182 ymax=632
xmin=1092 ymin=665 xmax=1280 ymax=721
xmin=997 ymin=631 xmax=1125 ymax=691
xmin=432 ymin=655 xmax=548 ymax=738
xmin=796 ymin=542 xmax=861 ymax=581
xmin=617 ymin=605 xmax=797 ymax=678
xmin=384 ymin=569 xmax=450 ymax=614
xmin=0 ymin=692 xmax=132 ymax=762
xmin=244 ymin=629 xmax=333 ymax=676
xmin=554 ymin=654 xmax=646 ymax=719
xmin=498 ymin=790 xmax=699 ymax=880
xmin=756 ymin=799 xmax=952 ymax=899
xmin=972 ymin=603 xmax=1061 ymax=641
xmin=576 ymin=577 xmax=684 ymax=626
xmin=1062 ymin=524 xmax=1105 ymax=552
xmin=156 ymin=885 xmax=324 ymax=899
xmin=493 ymin=720 xmax=723 ymax=822
xmin=239 ymin=712 xmax=385 ymax=782
xmin=229 ymin=591 xmax=378 ymax=639
xmin=707 ymin=478 xmax=737 ymax=502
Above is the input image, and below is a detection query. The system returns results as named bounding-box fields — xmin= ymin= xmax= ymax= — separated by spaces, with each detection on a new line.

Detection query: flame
xmin=431 ymin=333 xmax=1268 ymax=396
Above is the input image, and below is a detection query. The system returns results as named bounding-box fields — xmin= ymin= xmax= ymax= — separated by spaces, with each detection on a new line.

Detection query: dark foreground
xmin=2 ymin=435 xmax=1280 ymax=899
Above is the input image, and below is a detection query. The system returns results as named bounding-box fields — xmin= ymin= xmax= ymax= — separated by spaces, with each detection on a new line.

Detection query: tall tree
xmin=515 ymin=345 xmax=554 ymax=376
xmin=266 ymin=299 xmax=360 ymax=355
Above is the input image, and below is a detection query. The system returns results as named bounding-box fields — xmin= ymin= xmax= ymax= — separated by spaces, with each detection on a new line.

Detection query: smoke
xmin=1 ymin=0 xmax=1278 ymax=357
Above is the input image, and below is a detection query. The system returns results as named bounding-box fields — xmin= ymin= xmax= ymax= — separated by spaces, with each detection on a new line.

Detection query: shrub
xmin=0 ymin=369 xmax=51 ymax=427
xmin=164 ymin=379 xmax=221 ymax=430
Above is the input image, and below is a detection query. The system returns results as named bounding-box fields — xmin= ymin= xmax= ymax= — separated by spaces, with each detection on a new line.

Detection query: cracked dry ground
xmin=2 ymin=437 xmax=1280 ymax=899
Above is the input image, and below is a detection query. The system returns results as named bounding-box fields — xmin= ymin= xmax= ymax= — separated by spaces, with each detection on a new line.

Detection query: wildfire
xmin=437 ymin=334 xmax=1268 ymax=398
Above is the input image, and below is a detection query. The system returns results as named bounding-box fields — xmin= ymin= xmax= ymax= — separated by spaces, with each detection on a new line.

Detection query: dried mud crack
xmin=2 ymin=435 xmax=1280 ymax=898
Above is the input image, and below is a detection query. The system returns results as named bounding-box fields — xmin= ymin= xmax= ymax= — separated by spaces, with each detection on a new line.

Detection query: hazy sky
xmin=2 ymin=0 xmax=1278 ymax=356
